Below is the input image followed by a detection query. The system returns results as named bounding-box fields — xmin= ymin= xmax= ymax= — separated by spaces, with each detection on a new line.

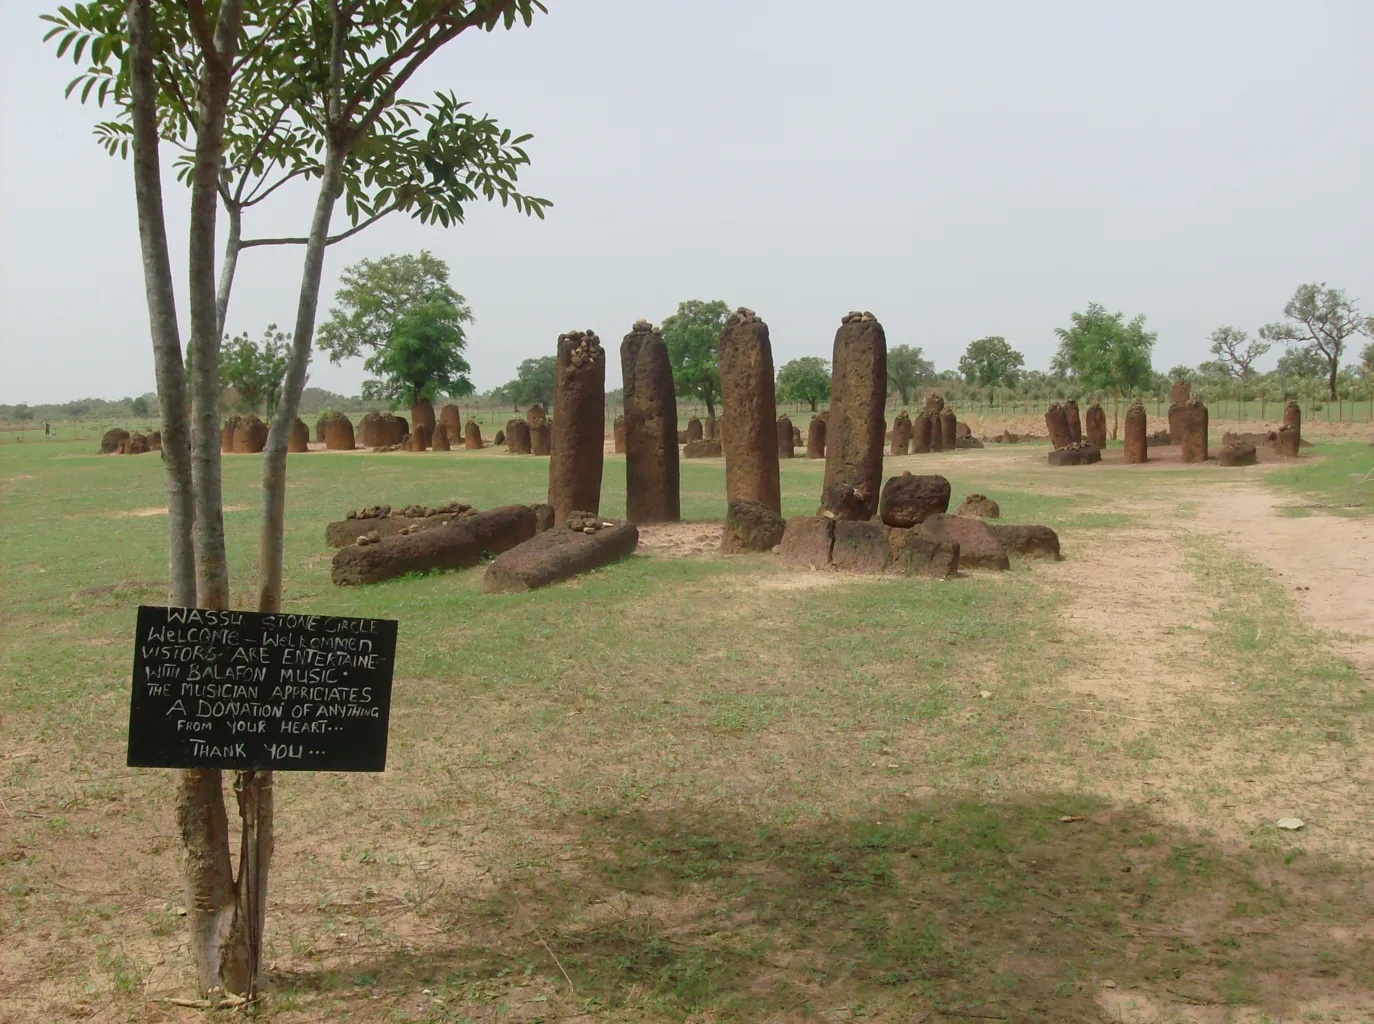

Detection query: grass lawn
xmin=2 ymin=437 xmax=1372 ymax=1021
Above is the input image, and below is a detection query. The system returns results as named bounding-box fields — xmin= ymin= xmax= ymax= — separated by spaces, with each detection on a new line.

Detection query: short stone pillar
xmin=1283 ymin=400 xmax=1301 ymax=441
xmin=410 ymin=397 xmax=436 ymax=439
xmin=1178 ymin=400 xmax=1208 ymax=463
xmin=1064 ymin=399 xmax=1082 ymax=444
xmin=912 ymin=411 xmax=932 ymax=454
xmin=526 ymin=403 xmax=546 ymax=426
xmin=440 ymin=403 xmax=462 ymax=443
xmin=464 ymin=418 xmax=483 ymax=450
xmin=323 ymin=412 xmax=354 ymax=451
xmin=1171 ymin=380 xmax=1191 ymax=406
xmin=531 ymin=419 xmax=551 ymax=455
xmin=287 ymin=418 xmax=310 ymax=453
xmin=777 ymin=414 xmax=795 ymax=458
xmin=718 ymin=307 xmax=781 ymax=514
xmin=705 ymin=414 xmax=717 ymax=441
xmin=924 ymin=394 xmax=944 ymax=415
xmin=315 ymin=415 xmax=328 ymax=443
xmin=1275 ymin=424 xmax=1300 ymax=457
xmin=686 ymin=415 xmax=703 ymax=443
xmin=409 ymin=424 xmax=430 ymax=451
xmin=221 ymin=416 xmax=241 ymax=453
xmin=505 ymin=418 xmax=519 ymax=451
xmin=890 ymin=410 xmax=911 ymax=455
xmin=621 ymin=320 xmax=680 ymax=524
xmin=548 ymin=329 xmax=606 ymax=524
xmin=927 ymin=406 xmax=944 ymax=452
xmin=509 ymin=419 xmax=532 ymax=454
xmin=1084 ymin=402 xmax=1107 ymax=449
xmin=432 ymin=423 xmax=451 ymax=451
xmin=822 ymin=311 xmax=887 ymax=520
xmin=1167 ymin=381 xmax=1190 ymax=445
xmin=613 ymin=414 xmax=626 ymax=454
xmin=1045 ymin=403 xmax=1072 ymax=450
xmin=940 ymin=409 xmax=957 ymax=451
xmin=1123 ymin=400 xmax=1148 ymax=464
xmin=807 ymin=412 xmax=827 ymax=459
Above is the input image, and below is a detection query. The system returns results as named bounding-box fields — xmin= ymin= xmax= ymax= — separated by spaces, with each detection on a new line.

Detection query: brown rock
xmin=287 ymin=417 xmax=310 ymax=453
xmin=777 ymin=413 xmax=795 ymax=459
xmin=704 ymin=414 xmax=717 ymax=441
xmin=531 ymin=419 xmax=551 ymax=455
xmin=831 ymin=520 xmax=895 ymax=575
xmin=323 ymin=412 xmax=355 ymax=450
xmin=1178 ymin=400 xmax=1208 ymax=463
xmin=1275 ymin=424 xmax=1300 ymax=457
xmin=1167 ymin=404 xmax=1185 ymax=445
xmin=407 ymin=425 xmax=430 ymax=451
xmin=440 ymin=404 xmax=463 ymax=443
xmin=878 ymin=472 xmax=951 ymax=528
xmin=101 ymin=427 xmax=130 ymax=454
xmin=531 ymin=502 xmax=555 ymax=533
xmin=410 ymin=396 xmax=436 ymax=439
xmin=918 ymin=513 xmax=1009 ymax=570
xmin=912 ymin=410 xmax=933 ymax=454
xmin=1047 ymin=443 xmax=1101 ymax=466
xmin=923 ymin=394 xmax=945 ymax=415
xmin=613 ymin=414 xmax=626 ymax=454
xmin=493 ymin=429 xmax=505 ymax=447
xmin=233 ymin=415 xmax=268 ymax=454
xmin=940 ymin=409 xmax=957 ymax=451
xmin=888 ymin=530 xmax=960 ymax=578
xmin=721 ymin=499 xmax=786 ymax=554
xmin=525 ymin=403 xmax=547 ymax=427
xmin=509 ymin=419 xmax=532 ymax=454
xmin=1123 ymin=400 xmax=1148 ymax=464
xmin=621 ymin=324 xmax=680 ymax=524
xmin=505 ymin=419 xmax=519 ymax=451
xmin=779 ymin=515 xmax=835 ymax=568
xmin=686 ymin=415 xmax=703 ymax=443
xmin=126 ymin=432 xmax=151 ymax=455
xmin=806 ymin=411 xmax=827 ymax=459
xmin=955 ymin=493 xmax=1000 ymax=518
xmin=987 ymin=523 xmax=1061 ymax=559
xmin=1283 ymin=400 xmax=1301 ymax=442
xmin=483 ymin=515 xmax=638 ymax=593
xmin=326 ymin=510 xmax=470 ymax=548
xmin=548 ymin=330 xmax=606 ymax=524
xmin=822 ymin=314 xmax=887 ymax=520
xmin=890 ymin=410 xmax=912 ymax=455
xmin=718 ymin=309 xmax=782 ymax=515
xmin=1063 ymin=399 xmax=1082 ymax=444
xmin=683 ymin=439 xmax=723 ymax=458
xmin=432 ymin=423 xmax=451 ymax=451
xmin=1170 ymin=379 xmax=1191 ymax=407
xmin=149 ymin=431 xmax=161 ymax=450
xmin=1084 ymin=402 xmax=1107 ymax=449
xmin=315 ymin=415 xmax=328 ymax=444
xmin=219 ymin=418 xmax=239 ymax=453
xmin=332 ymin=505 xmax=535 ymax=586
xmin=465 ymin=418 xmax=484 ymax=450
xmin=1044 ymin=404 xmax=1072 ymax=450
xmin=1217 ymin=441 xmax=1257 ymax=466
xmin=356 ymin=411 xmax=384 ymax=447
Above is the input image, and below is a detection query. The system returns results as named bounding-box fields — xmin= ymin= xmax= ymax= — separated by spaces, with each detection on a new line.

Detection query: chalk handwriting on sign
xmin=127 ymin=606 xmax=398 ymax=771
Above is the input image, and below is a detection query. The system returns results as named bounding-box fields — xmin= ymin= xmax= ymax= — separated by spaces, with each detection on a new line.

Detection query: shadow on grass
xmin=270 ymin=791 xmax=1373 ymax=1021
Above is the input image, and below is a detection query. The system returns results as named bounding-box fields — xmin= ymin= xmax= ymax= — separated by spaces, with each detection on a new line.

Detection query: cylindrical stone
xmin=1283 ymin=400 xmax=1301 ymax=439
xmin=509 ymin=419 xmax=532 ymax=454
xmin=505 ymin=418 xmax=519 ymax=452
xmin=890 ymin=411 xmax=911 ymax=456
xmin=323 ymin=412 xmax=353 ymax=451
xmin=1178 ymin=400 xmax=1208 ymax=463
xmin=613 ymin=414 xmax=626 ymax=454
xmin=432 ymin=423 xmax=451 ymax=451
xmin=408 ymin=424 xmax=430 ymax=451
xmin=1064 ymin=400 xmax=1082 ymax=444
xmin=1084 ymin=403 xmax=1108 ymax=449
xmin=464 ymin=419 xmax=483 ymax=449
xmin=940 ymin=409 xmax=957 ymax=451
xmin=1123 ymin=400 xmax=1148 ymax=463
xmin=1275 ymin=424 xmax=1300 ymax=457
xmin=705 ymin=415 xmax=717 ymax=441
xmin=548 ymin=329 xmax=606 ymax=524
xmin=687 ymin=416 xmax=703 ymax=443
xmin=1170 ymin=380 xmax=1191 ymax=407
xmin=287 ymin=418 xmax=310 ymax=453
xmin=526 ymin=403 xmax=546 ymax=426
xmin=777 ymin=414 xmax=795 ymax=459
xmin=912 ymin=411 xmax=932 ymax=454
xmin=621 ymin=321 xmax=681 ymax=524
xmin=807 ymin=412 xmax=827 ymax=459
xmin=410 ymin=397 xmax=436 ymax=439
xmin=1167 ymin=404 xmax=1185 ymax=444
xmin=928 ymin=407 xmax=944 ymax=452
xmin=718 ymin=308 xmax=781 ymax=515
xmin=440 ymin=404 xmax=462 ymax=443
xmin=822 ymin=312 xmax=887 ymax=520
xmin=531 ymin=420 xmax=551 ymax=455
xmin=1045 ymin=404 xmax=1072 ymax=450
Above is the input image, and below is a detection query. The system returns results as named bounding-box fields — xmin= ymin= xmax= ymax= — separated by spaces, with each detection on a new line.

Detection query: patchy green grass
xmin=1265 ymin=442 xmax=1374 ymax=515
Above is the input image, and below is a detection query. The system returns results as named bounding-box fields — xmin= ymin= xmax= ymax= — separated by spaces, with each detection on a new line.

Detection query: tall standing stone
xmin=1167 ymin=380 xmax=1191 ymax=444
xmin=621 ymin=319 xmax=681 ymax=524
xmin=1178 ymin=400 xmax=1208 ymax=463
xmin=464 ymin=418 xmax=483 ymax=449
xmin=940 ymin=409 xmax=957 ymax=451
xmin=411 ymin=397 xmax=436 ymax=440
xmin=531 ymin=419 xmax=551 ymax=455
xmin=1283 ymin=400 xmax=1301 ymax=440
xmin=912 ymin=411 xmax=932 ymax=454
xmin=1064 ymin=399 xmax=1082 ymax=444
xmin=822 ymin=311 xmax=887 ymax=521
xmin=1045 ymin=403 xmax=1072 ymax=450
xmin=613 ymin=414 xmax=626 ymax=454
xmin=323 ymin=412 xmax=354 ymax=450
xmin=525 ymin=403 xmax=546 ymax=427
xmin=509 ymin=419 xmax=532 ymax=454
xmin=432 ymin=422 xmax=451 ymax=451
xmin=705 ymin=414 xmax=717 ymax=441
xmin=777 ymin=414 xmax=795 ymax=459
xmin=440 ymin=404 xmax=463 ymax=443
xmin=1084 ymin=402 xmax=1108 ymax=449
xmin=807 ymin=411 xmax=827 ymax=459
xmin=548 ymin=329 xmax=606 ymax=524
xmin=890 ymin=410 xmax=911 ymax=455
xmin=1123 ymin=399 xmax=1148 ymax=464
xmin=686 ymin=415 xmax=703 ymax=443
xmin=718 ymin=307 xmax=781 ymax=514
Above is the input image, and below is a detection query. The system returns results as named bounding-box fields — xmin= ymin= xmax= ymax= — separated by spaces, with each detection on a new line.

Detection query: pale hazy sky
xmin=2 ymin=0 xmax=1371 ymax=404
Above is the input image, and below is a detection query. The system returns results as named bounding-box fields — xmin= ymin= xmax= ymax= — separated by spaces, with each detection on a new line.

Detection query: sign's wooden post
xmin=127 ymin=606 xmax=398 ymax=995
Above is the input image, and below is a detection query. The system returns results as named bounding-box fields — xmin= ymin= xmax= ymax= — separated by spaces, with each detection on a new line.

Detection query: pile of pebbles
xmin=347 ymin=505 xmax=391 ymax=520
xmin=727 ymin=306 xmax=760 ymax=326
xmin=565 ymin=512 xmax=614 ymax=535
xmin=560 ymin=330 xmax=603 ymax=369
xmin=841 ymin=310 xmax=878 ymax=324
xmin=354 ymin=530 xmax=382 ymax=546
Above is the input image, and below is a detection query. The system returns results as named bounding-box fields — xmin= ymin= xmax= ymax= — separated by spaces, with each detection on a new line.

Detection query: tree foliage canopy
xmin=361 ymin=300 xmax=473 ymax=406
xmin=958 ymin=336 xmax=1023 ymax=388
xmin=776 ymin=356 xmax=831 ymax=411
xmin=1205 ymin=326 xmax=1269 ymax=381
xmin=316 ymin=252 xmax=467 ymax=362
xmin=1260 ymin=283 xmax=1372 ymax=400
xmin=1052 ymin=303 xmax=1156 ymax=398
xmin=885 ymin=344 xmax=935 ymax=404
xmin=494 ymin=356 xmax=555 ymax=409
xmin=661 ymin=299 xmax=728 ymax=416
xmin=221 ymin=324 xmax=289 ymax=415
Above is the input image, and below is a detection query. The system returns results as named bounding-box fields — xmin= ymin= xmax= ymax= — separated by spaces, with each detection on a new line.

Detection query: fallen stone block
xmin=682 ymin=439 xmax=723 ymax=458
xmin=985 ymin=523 xmax=1061 ymax=560
xmin=483 ymin=513 xmax=638 ymax=593
xmin=831 ymin=520 xmax=895 ymax=575
xmin=955 ymin=494 xmax=1000 ymax=518
xmin=778 ymin=515 xmax=835 ymax=569
xmin=916 ymin=513 xmax=1009 ymax=570
xmin=721 ymin=499 xmax=786 ymax=554
xmin=332 ymin=505 xmax=534 ymax=585
xmin=1217 ymin=442 xmax=1257 ymax=466
xmin=888 ymin=530 xmax=959 ymax=578
xmin=1047 ymin=443 xmax=1101 ymax=467
xmin=879 ymin=472 xmax=951 ymax=528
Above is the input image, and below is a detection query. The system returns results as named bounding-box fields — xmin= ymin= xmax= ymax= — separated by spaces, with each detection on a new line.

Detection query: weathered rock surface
xmin=719 ymin=308 xmax=781 ymax=514
xmin=548 ymin=329 xmax=606 ymax=523
xmin=432 ymin=423 xmax=451 ymax=451
xmin=806 ymin=412 xmax=827 ymax=459
xmin=778 ymin=515 xmax=835 ymax=568
xmin=940 ymin=409 xmax=957 ymax=451
xmin=916 ymin=513 xmax=1009 ymax=570
xmin=890 ymin=410 xmax=911 ymax=455
xmin=219 ymin=417 xmax=240 ymax=453
xmin=686 ymin=416 xmax=703 ymax=443
xmin=233 ymin=416 xmax=268 ymax=454
xmin=1084 ymin=403 xmax=1107 ymax=449
xmin=1217 ymin=441 xmax=1257 ymax=466
xmin=332 ymin=504 xmax=534 ymax=585
xmin=683 ymin=439 xmax=723 ymax=458
xmin=831 ymin=520 xmax=897 ymax=575
xmin=483 ymin=513 xmax=637 ymax=593
xmin=1123 ymin=400 xmax=1148 ymax=464
xmin=1178 ymin=400 xmax=1208 ymax=463
xmin=465 ymin=419 xmax=484 ymax=450
xmin=955 ymin=493 xmax=1000 ymax=518
xmin=440 ymin=404 xmax=463 ymax=444
xmin=987 ymin=523 xmax=1061 ymax=559
xmin=1275 ymin=424 xmax=1300 ymax=457
xmin=1063 ymin=399 xmax=1082 ymax=444
xmin=878 ymin=472 xmax=951 ymax=528
xmin=410 ymin=397 xmax=436 ymax=440
xmin=822 ymin=311 xmax=887 ymax=520
xmin=721 ymin=499 xmax=786 ymax=554
xmin=323 ymin=412 xmax=354 ymax=450
xmin=508 ymin=419 xmax=532 ymax=454
xmin=288 ymin=417 xmax=310 ymax=453
xmin=777 ymin=413 xmax=795 ymax=459
xmin=1047 ymin=443 xmax=1101 ymax=467
xmin=1045 ymin=404 xmax=1072 ymax=450
xmin=621 ymin=320 xmax=680 ymax=523
xmin=101 ymin=427 xmax=130 ymax=454
xmin=912 ymin=411 xmax=932 ymax=454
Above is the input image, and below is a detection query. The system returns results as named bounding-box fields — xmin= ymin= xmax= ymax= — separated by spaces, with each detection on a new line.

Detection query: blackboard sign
xmin=127 ymin=606 xmax=398 ymax=772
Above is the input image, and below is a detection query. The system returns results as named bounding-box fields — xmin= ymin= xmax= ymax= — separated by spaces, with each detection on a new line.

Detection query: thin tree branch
xmin=241 ymin=165 xmax=315 ymax=208
xmin=239 ymin=203 xmax=399 ymax=248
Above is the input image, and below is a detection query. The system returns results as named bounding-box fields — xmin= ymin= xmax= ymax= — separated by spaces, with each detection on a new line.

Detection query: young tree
xmin=496 ymin=356 xmax=555 ymax=409
xmin=130 ymin=395 xmax=151 ymax=416
xmin=317 ymin=252 xmax=466 ymax=361
xmin=886 ymin=344 xmax=934 ymax=404
xmin=221 ymin=325 xmax=289 ymax=415
xmin=1053 ymin=303 xmax=1156 ymax=438
xmin=1358 ymin=342 xmax=1374 ymax=384
xmin=661 ymin=299 xmax=727 ymax=417
xmin=1275 ymin=344 xmax=1328 ymax=382
xmin=361 ymin=300 xmax=474 ymax=406
xmin=48 ymin=0 xmax=551 ymax=998
xmin=1260 ymin=283 xmax=1373 ymax=401
xmin=776 ymin=356 xmax=831 ymax=411
xmin=958 ymin=336 xmax=1023 ymax=388
xmin=1205 ymin=326 xmax=1269 ymax=381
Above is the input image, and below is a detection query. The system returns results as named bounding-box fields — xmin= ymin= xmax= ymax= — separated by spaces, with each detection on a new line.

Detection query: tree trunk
xmin=127 ymin=0 xmax=195 ymax=608
xmin=809 ymin=397 xmax=817 ymax=412
xmin=1329 ymin=361 xmax=1339 ymax=402
xmin=705 ymin=396 xmax=716 ymax=419
xmin=215 ymin=203 xmax=242 ymax=341
xmin=1111 ymin=386 xmax=1120 ymax=440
